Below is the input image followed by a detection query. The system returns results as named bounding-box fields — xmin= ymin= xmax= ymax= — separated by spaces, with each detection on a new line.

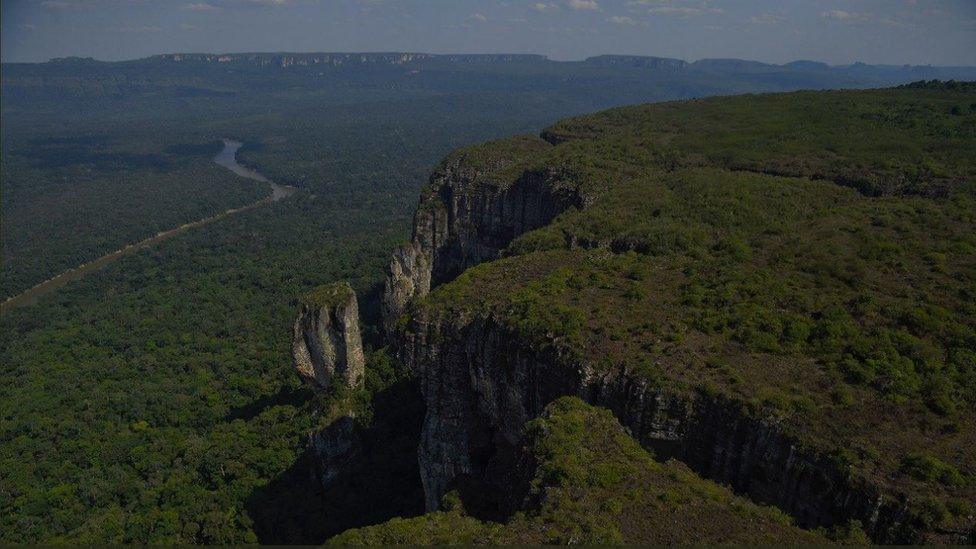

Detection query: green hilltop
xmin=411 ymin=85 xmax=976 ymax=536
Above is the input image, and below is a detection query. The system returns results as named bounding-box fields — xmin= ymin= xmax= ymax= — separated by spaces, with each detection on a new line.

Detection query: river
xmin=0 ymin=139 xmax=295 ymax=314
xmin=214 ymin=139 xmax=296 ymax=201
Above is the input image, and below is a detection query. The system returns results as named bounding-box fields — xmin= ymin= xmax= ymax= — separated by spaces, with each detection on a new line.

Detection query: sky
xmin=2 ymin=0 xmax=975 ymax=66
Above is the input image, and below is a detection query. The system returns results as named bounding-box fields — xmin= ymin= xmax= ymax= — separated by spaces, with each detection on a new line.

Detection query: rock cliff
xmin=328 ymin=397 xmax=831 ymax=545
xmin=382 ymin=141 xmax=584 ymax=336
xmin=292 ymin=282 xmax=365 ymax=490
xmin=397 ymin=310 xmax=924 ymax=542
xmin=379 ymin=89 xmax=976 ymax=544
xmin=293 ymin=282 xmax=365 ymax=391
xmin=380 ymin=153 xmax=966 ymax=544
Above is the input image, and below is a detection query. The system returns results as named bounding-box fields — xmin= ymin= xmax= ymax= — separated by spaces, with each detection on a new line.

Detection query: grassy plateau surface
xmin=411 ymin=83 xmax=976 ymax=536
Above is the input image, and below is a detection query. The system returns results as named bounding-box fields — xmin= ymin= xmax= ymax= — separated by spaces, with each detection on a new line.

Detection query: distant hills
xmin=5 ymin=51 xmax=974 ymax=128
xmin=21 ymin=52 xmax=976 ymax=81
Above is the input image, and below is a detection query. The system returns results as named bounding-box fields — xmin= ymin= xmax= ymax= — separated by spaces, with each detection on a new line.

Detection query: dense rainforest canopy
xmin=1 ymin=53 xmax=974 ymax=543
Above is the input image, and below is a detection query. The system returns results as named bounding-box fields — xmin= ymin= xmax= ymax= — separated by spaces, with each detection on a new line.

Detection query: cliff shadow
xmin=246 ymin=377 xmax=426 ymax=543
xmin=357 ymin=280 xmax=387 ymax=348
xmin=225 ymin=384 xmax=310 ymax=422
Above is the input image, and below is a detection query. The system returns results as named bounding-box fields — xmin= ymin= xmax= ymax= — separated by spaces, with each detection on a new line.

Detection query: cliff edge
xmin=376 ymin=86 xmax=976 ymax=544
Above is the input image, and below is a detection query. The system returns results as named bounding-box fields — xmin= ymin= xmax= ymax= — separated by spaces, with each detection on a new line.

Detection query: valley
xmin=1 ymin=140 xmax=291 ymax=314
xmin=1 ymin=53 xmax=973 ymax=545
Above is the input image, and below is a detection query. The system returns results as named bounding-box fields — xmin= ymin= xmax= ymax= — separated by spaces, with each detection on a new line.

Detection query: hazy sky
xmin=2 ymin=0 xmax=974 ymax=65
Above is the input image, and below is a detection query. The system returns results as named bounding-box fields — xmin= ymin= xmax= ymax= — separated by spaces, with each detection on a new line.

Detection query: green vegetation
xmin=246 ymin=347 xmax=425 ymax=544
xmin=418 ymin=86 xmax=976 ymax=532
xmin=432 ymin=134 xmax=554 ymax=190
xmin=900 ymin=454 xmax=968 ymax=487
xmin=2 ymin=50 xmax=975 ymax=543
xmin=0 ymin=137 xmax=268 ymax=298
xmin=330 ymin=511 xmax=501 ymax=545
xmin=544 ymin=87 xmax=976 ymax=196
xmin=4 ymin=55 xmax=973 ymax=300
xmin=0 ymin=197 xmax=402 ymax=542
xmin=1 ymin=52 xmax=778 ymax=543
xmin=301 ymin=281 xmax=357 ymax=309
xmin=0 ymin=58 xmax=534 ymax=544
xmin=330 ymin=397 xmax=827 ymax=545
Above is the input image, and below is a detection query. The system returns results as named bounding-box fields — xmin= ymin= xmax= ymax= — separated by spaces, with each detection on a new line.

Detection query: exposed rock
xmin=292 ymin=281 xmax=364 ymax=391
xmin=383 ymin=242 xmax=431 ymax=337
xmin=381 ymin=155 xmax=583 ymax=336
xmin=378 ymin=139 xmax=958 ymax=543
xmin=395 ymin=308 xmax=930 ymax=543
xmin=291 ymin=282 xmax=367 ymax=494
xmin=309 ymin=415 xmax=360 ymax=488
xmin=327 ymin=396 xmax=831 ymax=545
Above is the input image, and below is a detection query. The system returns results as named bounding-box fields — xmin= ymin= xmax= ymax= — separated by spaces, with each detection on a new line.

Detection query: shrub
xmin=900 ymin=454 xmax=966 ymax=486
xmin=825 ymin=519 xmax=871 ymax=544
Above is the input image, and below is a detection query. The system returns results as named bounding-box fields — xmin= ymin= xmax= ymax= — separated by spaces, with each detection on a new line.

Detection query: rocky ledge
xmin=382 ymin=136 xmax=584 ymax=336
xmin=396 ymin=308 xmax=927 ymax=542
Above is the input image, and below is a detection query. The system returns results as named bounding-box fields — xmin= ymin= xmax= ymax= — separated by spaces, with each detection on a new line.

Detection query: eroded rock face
xmin=293 ymin=282 xmax=365 ymax=391
xmin=292 ymin=282 xmax=366 ymax=491
xmin=309 ymin=415 xmax=360 ymax=488
xmin=395 ymin=310 xmax=928 ymax=543
xmin=383 ymin=242 xmax=431 ymax=337
xmin=377 ymin=148 xmax=942 ymax=541
xmin=373 ymin=122 xmax=975 ymax=542
xmin=400 ymin=313 xmax=581 ymax=512
xmin=381 ymin=159 xmax=584 ymax=336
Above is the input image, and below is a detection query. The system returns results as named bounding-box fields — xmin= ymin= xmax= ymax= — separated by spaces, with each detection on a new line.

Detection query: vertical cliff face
xmin=396 ymin=310 xmax=926 ymax=543
xmin=292 ymin=282 xmax=365 ymax=490
xmin=293 ymin=282 xmax=365 ymax=391
xmin=400 ymin=312 xmax=582 ymax=512
xmin=382 ymin=156 xmax=584 ymax=336
xmin=377 ymin=149 xmax=948 ymax=543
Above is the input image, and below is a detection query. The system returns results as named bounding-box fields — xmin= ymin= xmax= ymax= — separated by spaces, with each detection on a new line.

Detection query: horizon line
xmin=4 ymin=51 xmax=976 ymax=69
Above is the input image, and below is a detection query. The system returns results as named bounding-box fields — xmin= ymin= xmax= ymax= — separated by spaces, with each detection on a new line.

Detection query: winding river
xmin=0 ymin=139 xmax=294 ymax=315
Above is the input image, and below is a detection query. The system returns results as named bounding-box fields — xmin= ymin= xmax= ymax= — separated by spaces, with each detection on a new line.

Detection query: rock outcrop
xmin=382 ymin=152 xmax=584 ymax=336
xmin=293 ymin=282 xmax=365 ymax=391
xmin=308 ymin=414 xmax=360 ymax=488
xmin=378 ymin=141 xmax=963 ymax=543
xmin=396 ymin=309 xmax=928 ymax=543
xmin=293 ymin=282 xmax=365 ymax=490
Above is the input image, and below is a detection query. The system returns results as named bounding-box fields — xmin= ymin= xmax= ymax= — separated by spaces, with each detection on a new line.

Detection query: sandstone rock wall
xmin=382 ymin=160 xmax=582 ymax=336
xmin=292 ymin=282 xmax=366 ymax=490
xmin=376 ymin=146 xmax=953 ymax=543
xmin=396 ymin=310 xmax=927 ymax=543
xmin=293 ymin=281 xmax=364 ymax=391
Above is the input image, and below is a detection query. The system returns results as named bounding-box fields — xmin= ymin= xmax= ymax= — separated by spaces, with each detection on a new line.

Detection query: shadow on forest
xmin=246 ymin=377 xmax=426 ymax=544
xmin=357 ymin=281 xmax=387 ymax=348
xmin=226 ymin=385 xmax=310 ymax=422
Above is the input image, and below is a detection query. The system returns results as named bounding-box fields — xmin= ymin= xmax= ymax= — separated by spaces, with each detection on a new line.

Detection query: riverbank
xmin=0 ymin=140 xmax=294 ymax=314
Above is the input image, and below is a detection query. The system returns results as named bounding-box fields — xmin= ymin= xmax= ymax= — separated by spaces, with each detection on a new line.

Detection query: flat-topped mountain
xmin=142 ymin=52 xmax=550 ymax=67
xmin=372 ymin=82 xmax=976 ymax=543
xmin=22 ymin=51 xmax=975 ymax=76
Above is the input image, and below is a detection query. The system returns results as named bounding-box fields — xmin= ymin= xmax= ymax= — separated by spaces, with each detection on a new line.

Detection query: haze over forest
xmin=2 ymin=0 xmax=975 ymax=66
xmin=1 ymin=0 xmax=975 ymax=546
